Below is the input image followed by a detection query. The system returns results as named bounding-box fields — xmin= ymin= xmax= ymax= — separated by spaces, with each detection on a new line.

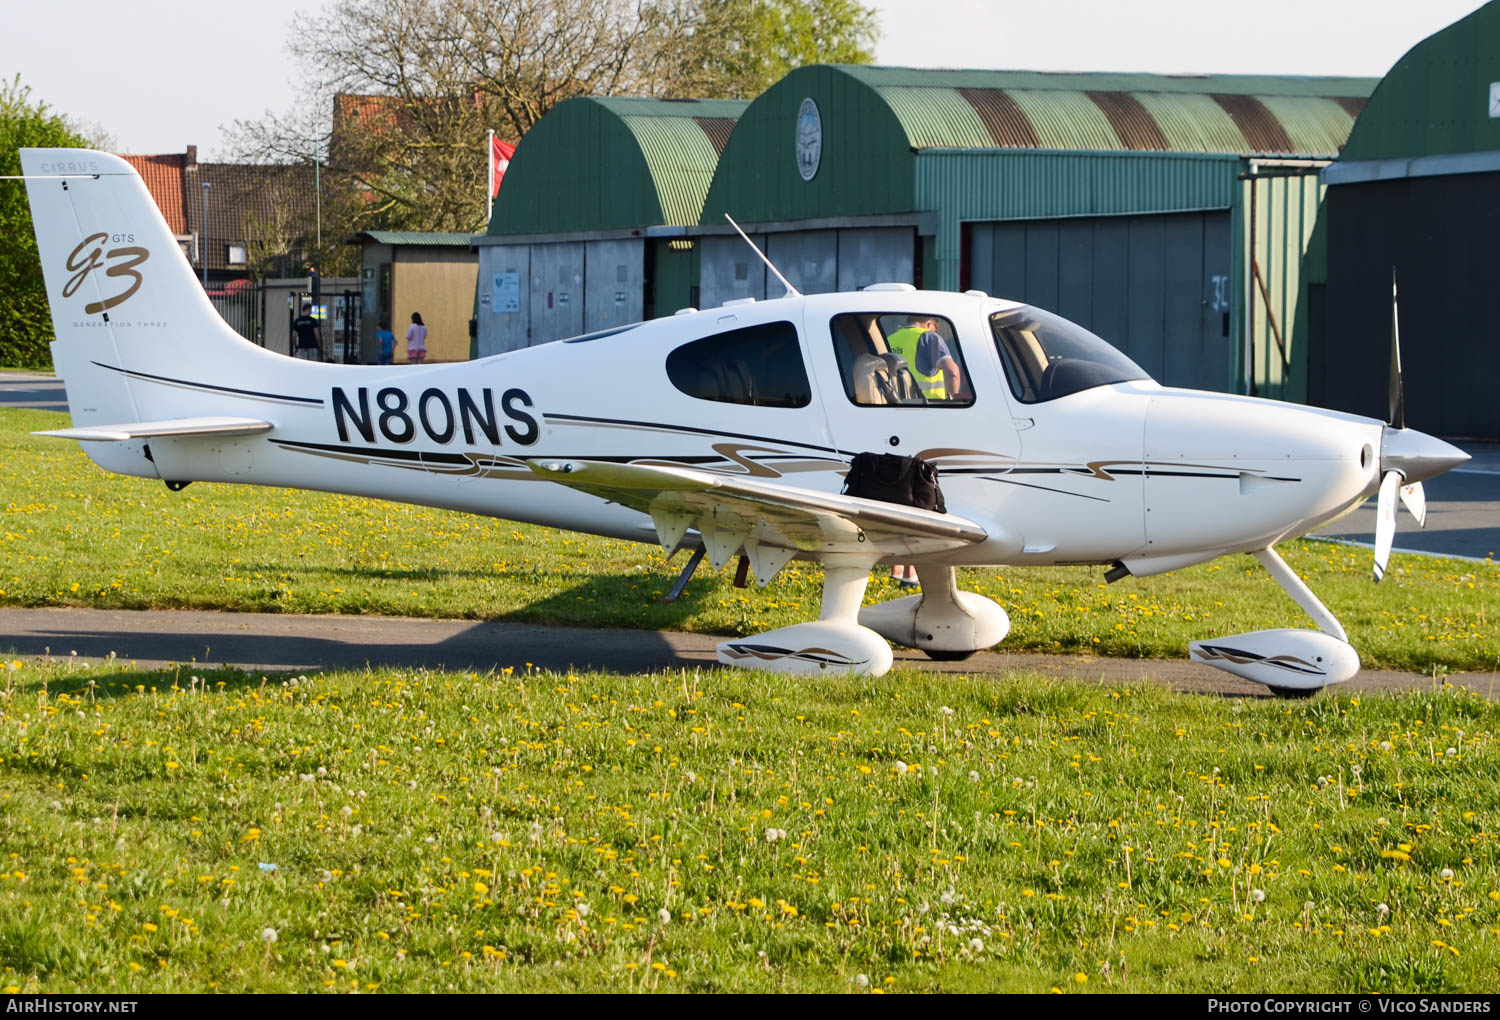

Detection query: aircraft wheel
xmin=1265 ymin=685 xmax=1319 ymax=700
xmin=923 ymin=648 xmax=978 ymax=662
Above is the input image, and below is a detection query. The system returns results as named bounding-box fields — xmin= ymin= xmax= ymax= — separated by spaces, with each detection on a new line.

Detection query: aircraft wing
xmin=528 ymin=458 xmax=987 ymax=583
xmin=34 ymin=417 xmax=274 ymax=442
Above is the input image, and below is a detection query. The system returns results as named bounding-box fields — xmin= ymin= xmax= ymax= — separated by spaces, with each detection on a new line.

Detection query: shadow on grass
xmin=491 ymin=571 xmax=724 ymax=631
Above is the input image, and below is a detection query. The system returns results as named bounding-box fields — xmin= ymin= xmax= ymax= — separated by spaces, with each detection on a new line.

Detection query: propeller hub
xmin=1380 ymin=426 xmax=1469 ymax=485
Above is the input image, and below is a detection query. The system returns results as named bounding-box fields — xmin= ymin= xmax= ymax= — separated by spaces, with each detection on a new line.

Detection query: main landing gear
xmin=716 ymin=560 xmax=1009 ymax=677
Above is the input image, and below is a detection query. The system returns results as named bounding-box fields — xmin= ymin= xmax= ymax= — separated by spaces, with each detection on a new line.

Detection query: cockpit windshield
xmin=990 ymin=306 xmax=1152 ymax=403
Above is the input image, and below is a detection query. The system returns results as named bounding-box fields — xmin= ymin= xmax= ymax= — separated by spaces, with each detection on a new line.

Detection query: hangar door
xmin=698 ymin=227 xmax=914 ymax=309
xmin=966 ymin=211 xmax=1231 ymax=392
xmin=1315 ymin=172 xmax=1500 ymax=440
xmin=477 ymin=238 xmax=645 ymax=356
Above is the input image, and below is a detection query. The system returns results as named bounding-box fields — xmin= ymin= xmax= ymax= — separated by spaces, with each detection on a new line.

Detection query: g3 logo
xmin=63 ymin=233 xmax=150 ymax=314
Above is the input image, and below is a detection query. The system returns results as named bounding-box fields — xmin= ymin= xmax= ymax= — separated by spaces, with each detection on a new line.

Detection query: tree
xmin=643 ymin=0 xmax=880 ymax=100
xmin=0 ymin=78 xmax=91 ymax=368
xmin=227 ymin=0 xmax=879 ymax=255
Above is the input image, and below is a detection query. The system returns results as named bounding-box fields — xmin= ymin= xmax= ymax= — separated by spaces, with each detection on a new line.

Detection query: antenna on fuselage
xmin=724 ymin=213 xmax=801 ymax=298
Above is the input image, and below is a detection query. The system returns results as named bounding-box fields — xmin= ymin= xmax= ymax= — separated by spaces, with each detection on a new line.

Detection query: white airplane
xmin=18 ymin=149 xmax=1469 ymax=696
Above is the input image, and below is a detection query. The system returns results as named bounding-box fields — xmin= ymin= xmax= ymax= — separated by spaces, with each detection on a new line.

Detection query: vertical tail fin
xmin=20 ymin=149 xmax=281 ymax=475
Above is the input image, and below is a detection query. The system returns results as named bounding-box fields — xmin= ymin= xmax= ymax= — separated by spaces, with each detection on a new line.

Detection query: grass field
xmin=1 ymin=408 xmax=1495 ymax=674
xmin=1 ymin=660 xmax=1498 ymax=992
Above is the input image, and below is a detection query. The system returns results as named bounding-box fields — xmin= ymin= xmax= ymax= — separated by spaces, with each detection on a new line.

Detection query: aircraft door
xmin=810 ymin=306 xmax=1021 ymax=512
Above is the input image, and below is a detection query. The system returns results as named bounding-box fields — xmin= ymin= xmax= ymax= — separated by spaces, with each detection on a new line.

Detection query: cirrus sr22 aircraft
xmin=19 ymin=149 xmax=1469 ymax=696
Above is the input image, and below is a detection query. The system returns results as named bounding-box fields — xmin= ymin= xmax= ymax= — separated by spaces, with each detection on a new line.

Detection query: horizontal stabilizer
xmin=34 ymin=416 xmax=274 ymax=442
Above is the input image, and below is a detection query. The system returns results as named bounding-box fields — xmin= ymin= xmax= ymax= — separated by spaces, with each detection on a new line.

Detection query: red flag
xmin=491 ymin=138 xmax=515 ymax=197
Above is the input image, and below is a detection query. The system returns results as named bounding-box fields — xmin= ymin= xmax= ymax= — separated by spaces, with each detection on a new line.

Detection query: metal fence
xmin=207 ymin=282 xmax=363 ymax=363
xmin=209 ymin=284 xmax=265 ymax=346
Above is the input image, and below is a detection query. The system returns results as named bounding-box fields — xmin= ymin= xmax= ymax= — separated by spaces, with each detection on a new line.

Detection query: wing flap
xmin=528 ymin=459 xmax=989 ymax=567
xmin=34 ymin=416 xmax=274 ymax=442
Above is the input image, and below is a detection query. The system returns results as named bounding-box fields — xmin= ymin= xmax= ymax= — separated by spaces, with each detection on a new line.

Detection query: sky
xmin=2 ymin=0 xmax=1491 ymax=157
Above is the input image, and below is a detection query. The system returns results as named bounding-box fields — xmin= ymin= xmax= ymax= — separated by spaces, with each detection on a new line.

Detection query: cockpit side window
xmin=990 ymin=306 xmax=1151 ymax=403
xmin=666 ymin=320 xmax=811 ymax=408
xmin=830 ymin=312 xmax=975 ymax=407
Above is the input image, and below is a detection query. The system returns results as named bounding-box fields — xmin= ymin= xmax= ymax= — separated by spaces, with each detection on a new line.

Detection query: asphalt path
xmin=1311 ymin=441 xmax=1500 ymax=563
xmin=1 ymin=607 xmax=1494 ymax=699
xmin=0 ymin=371 xmax=67 ymax=412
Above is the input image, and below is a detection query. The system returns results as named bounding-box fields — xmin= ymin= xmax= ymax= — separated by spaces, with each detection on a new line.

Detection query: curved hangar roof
xmin=702 ymin=65 xmax=1376 ymax=223
xmin=487 ymin=96 xmax=748 ymax=236
xmin=1337 ymin=0 xmax=1500 ymax=162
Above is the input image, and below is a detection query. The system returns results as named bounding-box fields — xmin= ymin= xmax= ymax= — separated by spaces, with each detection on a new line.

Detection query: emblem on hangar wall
xmin=795 ymin=98 xmax=822 ymax=182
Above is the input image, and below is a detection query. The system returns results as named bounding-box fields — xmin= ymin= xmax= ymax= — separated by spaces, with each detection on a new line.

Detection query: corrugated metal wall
xmin=1230 ymin=170 xmax=1324 ymax=401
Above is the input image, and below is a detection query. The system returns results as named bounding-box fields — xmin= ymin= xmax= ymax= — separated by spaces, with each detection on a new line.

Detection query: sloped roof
xmin=836 ymin=66 xmax=1377 ymax=157
xmin=352 ymin=231 xmax=477 ymax=246
xmin=196 ymin=162 xmax=318 ymax=273
xmin=119 ymin=153 xmax=187 ymax=234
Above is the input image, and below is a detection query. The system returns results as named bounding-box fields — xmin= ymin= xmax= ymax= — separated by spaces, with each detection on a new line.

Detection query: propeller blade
xmin=1400 ymin=480 xmax=1427 ymax=528
xmin=1389 ymin=271 xmax=1405 ymax=430
xmin=1373 ymin=470 xmax=1401 ymax=582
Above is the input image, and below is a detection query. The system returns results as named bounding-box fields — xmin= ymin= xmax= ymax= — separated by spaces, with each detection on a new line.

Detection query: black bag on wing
xmin=841 ymin=452 xmax=946 ymax=514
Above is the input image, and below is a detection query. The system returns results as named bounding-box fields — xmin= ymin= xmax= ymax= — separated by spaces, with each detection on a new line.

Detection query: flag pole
xmin=487 ymin=128 xmax=495 ymax=224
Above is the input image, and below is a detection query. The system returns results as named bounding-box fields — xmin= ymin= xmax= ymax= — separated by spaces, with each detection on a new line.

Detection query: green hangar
xmin=1307 ymin=1 xmax=1500 ymax=439
xmin=475 ymin=97 xmax=746 ymax=352
xmin=477 ymin=67 xmax=1375 ymax=399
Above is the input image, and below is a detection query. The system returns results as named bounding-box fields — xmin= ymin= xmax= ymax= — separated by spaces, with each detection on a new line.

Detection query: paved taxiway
xmin=1 ymin=607 xmax=1494 ymax=699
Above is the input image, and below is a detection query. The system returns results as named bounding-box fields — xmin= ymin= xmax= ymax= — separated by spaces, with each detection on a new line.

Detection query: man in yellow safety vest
xmin=884 ymin=316 xmax=964 ymax=588
xmin=885 ymin=316 xmax=962 ymax=402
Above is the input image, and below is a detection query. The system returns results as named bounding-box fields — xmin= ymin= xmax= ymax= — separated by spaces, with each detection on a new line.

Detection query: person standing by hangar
xmin=292 ymin=303 xmax=322 ymax=361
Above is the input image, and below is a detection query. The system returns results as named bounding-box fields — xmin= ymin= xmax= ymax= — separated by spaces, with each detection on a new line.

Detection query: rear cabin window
xmin=830 ymin=312 xmax=974 ymax=407
xmin=666 ymin=320 xmax=812 ymax=408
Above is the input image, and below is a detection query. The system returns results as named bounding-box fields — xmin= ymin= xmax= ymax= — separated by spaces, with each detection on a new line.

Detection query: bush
xmin=0 ymin=76 xmax=89 ymax=369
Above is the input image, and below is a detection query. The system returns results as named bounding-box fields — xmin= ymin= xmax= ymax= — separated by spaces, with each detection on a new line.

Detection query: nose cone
xmin=1381 ymin=427 xmax=1470 ymax=485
